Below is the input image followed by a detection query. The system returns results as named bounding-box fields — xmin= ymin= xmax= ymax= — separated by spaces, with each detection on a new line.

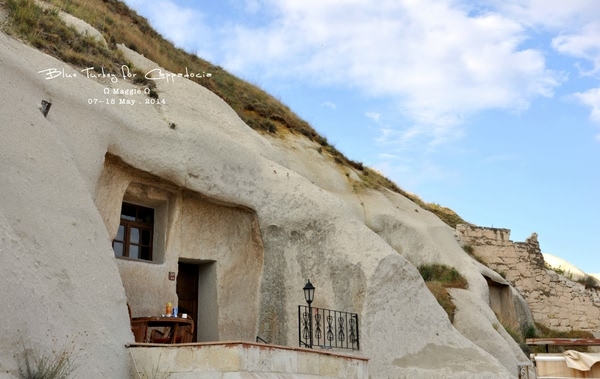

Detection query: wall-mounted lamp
xmin=303 ymin=279 xmax=315 ymax=348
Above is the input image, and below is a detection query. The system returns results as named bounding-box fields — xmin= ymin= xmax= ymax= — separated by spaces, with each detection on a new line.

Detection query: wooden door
xmin=176 ymin=262 xmax=199 ymax=342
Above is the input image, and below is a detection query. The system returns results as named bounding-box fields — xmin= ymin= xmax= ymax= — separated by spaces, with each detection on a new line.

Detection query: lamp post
xmin=303 ymin=279 xmax=315 ymax=348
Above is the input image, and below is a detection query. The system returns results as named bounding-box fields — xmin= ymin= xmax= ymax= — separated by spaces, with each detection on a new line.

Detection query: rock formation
xmin=0 ymin=11 xmax=532 ymax=378
xmin=456 ymin=224 xmax=600 ymax=333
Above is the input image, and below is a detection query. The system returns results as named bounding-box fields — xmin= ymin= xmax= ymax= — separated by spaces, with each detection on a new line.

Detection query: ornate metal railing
xmin=517 ymin=362 xmax=532 ymax=379
xmin=298 ymin=305 xmax=359 ymax=350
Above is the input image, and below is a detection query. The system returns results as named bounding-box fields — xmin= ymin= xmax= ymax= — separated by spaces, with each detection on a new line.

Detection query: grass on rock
xmin=19 ymin=345 xmax=77 ymax=379
xmin=577 ymin=275 xmax=600 ymax=289
xmin=419 ymin=264 xmax=468 ymax=323
xmin=3 ymin=0 xmax=469 ymax=228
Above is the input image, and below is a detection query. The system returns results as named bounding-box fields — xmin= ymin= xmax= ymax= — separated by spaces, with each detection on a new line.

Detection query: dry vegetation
xmin=578 ymin=275 xmax=600 ymax=289
xmin=3 ymin=0 xmax=125 ymax=71
xmin=19 ymin=344 xmax=78 ymax=379
xmin=2 ymin=0 xmax=468 ymax=227
xmin=418 ymin=263 xmax=468 ymax=322
xmin=529 ymin=323 xmax=595 ymax=353
xmin=492 ymin=314 xmax=596 ymax=355
xmin=544 ymin=263 xmax=600 ymax=289
xmin=492 ymin=317 xmax=596 ymax=355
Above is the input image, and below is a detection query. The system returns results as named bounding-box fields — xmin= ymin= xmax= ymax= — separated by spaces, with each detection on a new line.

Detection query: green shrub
xmin=523 ymin=324 xmax=537 ymax=339
xmin=418 ymin=264 xmax=468 ymax=289
xmin=545 ymin=263 xmax=566 ymax=276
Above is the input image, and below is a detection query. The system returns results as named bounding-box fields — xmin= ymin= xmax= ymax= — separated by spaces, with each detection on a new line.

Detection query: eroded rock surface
xmin=0 ymin=26 xmax=528 ymax=378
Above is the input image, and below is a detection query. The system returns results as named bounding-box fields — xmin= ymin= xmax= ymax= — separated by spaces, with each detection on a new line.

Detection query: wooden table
xmin=527 ymin=338 xmax=600 ymax=353
xmin=131 ymin=316 xmax=194 ymax=344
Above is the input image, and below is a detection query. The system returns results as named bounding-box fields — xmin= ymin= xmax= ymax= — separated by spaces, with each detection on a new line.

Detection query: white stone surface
xmin=543 ymin=253 xmax=588 ymax=281
xmin=0 ymin=19 xmax=527 ymax=378
xmin=0 ymin=34 xmax=130 ymax=377
xmin=129 ymin=342 xmax=368 ymax=378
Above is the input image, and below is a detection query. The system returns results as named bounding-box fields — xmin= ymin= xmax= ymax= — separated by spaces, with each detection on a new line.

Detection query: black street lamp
xmin=303 ymin=279 xmax=315 ymax=348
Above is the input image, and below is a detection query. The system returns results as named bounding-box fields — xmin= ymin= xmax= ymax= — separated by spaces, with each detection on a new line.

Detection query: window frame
xmin=113 ymin=202 xmax=154 ymax=261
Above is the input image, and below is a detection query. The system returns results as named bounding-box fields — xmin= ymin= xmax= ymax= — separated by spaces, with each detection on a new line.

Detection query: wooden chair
xmin=174 ymin=317 xmax=194 ymax=343
xmin=149 ymin=327 xmax=172 ymax=344
xmin=128 ymin=304 xmax=148 ymax=342
xmin=149 ymin=318 xmax=194 ymax=344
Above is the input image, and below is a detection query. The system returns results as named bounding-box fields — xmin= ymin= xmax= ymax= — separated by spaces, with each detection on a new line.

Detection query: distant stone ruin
xmin=456 ymin=224 xmax=600 ymax=334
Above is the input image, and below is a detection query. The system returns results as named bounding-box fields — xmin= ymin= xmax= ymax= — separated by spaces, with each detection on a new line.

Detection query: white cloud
xmin=365 ymin=112 xmax=380 ymax=122
xmin=553 ymin=23 xmax=600 ymax=75
xmin=514 ymin=4 xmax=600 ymax=142
xmin=378 ymin=153 xmax=400 ymax=160
xmin=243 ymin=0 xmax=262 ymax=13
xmin=320 ymin=101 xmax=336 ymax=109
xmin=376 ymin=122 xmax=465 ymax=152
xmin=214 ymin=0 xmax=561 ymax=147
xmin=128 ymin=0 xmax=600 ymax=147
xmin=573 ymin=88 xmax=600 ymax=123
xmin=492 ymin=0 xmax=600 ymax=29
xmin=496 ymin=1 xmax=600 ymax=140
xmin=123 ymin=0 xmax=213 ymax=58
xmin=372 ymin=157 xmax=456 ymax=191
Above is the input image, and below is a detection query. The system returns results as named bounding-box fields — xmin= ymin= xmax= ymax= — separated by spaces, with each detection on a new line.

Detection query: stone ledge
xmin=127 ymin=341 xmax=369 ymax=378
xmin=127 ymin=340 xmax=368 ymax=361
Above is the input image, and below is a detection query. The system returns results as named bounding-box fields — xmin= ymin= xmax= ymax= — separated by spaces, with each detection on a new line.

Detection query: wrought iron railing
xmin=517 ymin=362 xmax=532 ymax=379
xmin=298 ymin=305 xmax=359 ymax=350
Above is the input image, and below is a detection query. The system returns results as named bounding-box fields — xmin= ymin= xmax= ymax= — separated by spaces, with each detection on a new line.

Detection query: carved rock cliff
xmin=0 ymin=24 xmax=530 ymax=378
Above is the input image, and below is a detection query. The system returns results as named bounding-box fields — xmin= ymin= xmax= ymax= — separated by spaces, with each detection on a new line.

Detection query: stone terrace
xmin=128 ymin=341 xmax=369 ymax=378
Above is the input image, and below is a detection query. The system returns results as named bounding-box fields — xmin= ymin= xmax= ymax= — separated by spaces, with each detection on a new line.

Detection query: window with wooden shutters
xmin=113 ymin=202 xmax=154 ymax=261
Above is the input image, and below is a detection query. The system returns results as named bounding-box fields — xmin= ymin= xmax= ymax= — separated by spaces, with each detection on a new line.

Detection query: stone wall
xmin=456 ymin=225 xmax=600 ymax=333
xmin=128 ymin=342 xmax=369 ymax=378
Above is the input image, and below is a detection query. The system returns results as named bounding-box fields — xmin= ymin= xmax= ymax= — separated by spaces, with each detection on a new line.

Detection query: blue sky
xmin=123 ymin=0 xmax=600 ymax=273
